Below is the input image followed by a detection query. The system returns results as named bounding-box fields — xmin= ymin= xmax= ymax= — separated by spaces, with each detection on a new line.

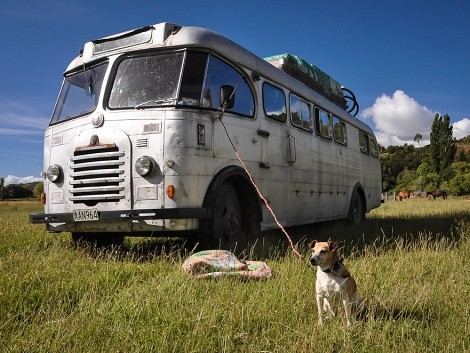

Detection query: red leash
xmin=218 ymin=110 xmax=302 ymax=259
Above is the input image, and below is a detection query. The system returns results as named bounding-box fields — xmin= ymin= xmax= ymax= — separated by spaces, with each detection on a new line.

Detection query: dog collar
xmin=322 ymin=260 xmax=350 ymax=278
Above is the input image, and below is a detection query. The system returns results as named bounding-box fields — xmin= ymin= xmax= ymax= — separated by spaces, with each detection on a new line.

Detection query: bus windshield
xmin=109 ymin=52 xmax=184 ymax=109
xmin=51 ymin=62 xmax=108 ymax=124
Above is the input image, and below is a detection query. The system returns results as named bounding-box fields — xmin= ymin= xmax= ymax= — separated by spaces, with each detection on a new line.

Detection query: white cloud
xmin=360 ymin=90 xmax=436 ymax=147
xmin=361 ymin=90 xmax=470 ymax=146
xmin=2 ymin=175 xmax=42 ymax=186
xmin=453 ymin=118 xmax=470 ymax=140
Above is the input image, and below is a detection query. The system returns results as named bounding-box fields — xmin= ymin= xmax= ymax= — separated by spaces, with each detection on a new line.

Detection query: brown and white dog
xmin=308 ymin=240 xmax=362 ymax=326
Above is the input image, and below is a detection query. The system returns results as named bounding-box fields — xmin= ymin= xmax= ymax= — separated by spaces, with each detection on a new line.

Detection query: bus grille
xmin=69 ymin=146 xmax=125 ymax=205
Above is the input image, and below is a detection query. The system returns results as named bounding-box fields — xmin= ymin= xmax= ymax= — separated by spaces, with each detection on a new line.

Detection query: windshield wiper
xmin=135 ymin=98 xmax=177 ymax=109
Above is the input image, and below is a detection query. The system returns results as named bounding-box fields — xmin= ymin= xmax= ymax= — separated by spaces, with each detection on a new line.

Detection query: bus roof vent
xmin=90 ymin=22 xmax=180 ymax=56
xmin=265 ymin=53 xmax=346 ymax=109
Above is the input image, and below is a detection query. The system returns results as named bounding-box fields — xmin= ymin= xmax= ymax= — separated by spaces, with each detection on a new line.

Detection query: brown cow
xmin=397 ymin=190 xmax=411 ymax=201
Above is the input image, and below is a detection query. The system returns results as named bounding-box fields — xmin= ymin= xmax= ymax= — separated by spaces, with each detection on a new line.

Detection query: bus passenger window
xmin=370 ymin=137 xmax=379 ymax=157
xmin=315 ymin=107 xmax=331 ymax=138
xmin=359 ymin=131 xmax=370 ymax=154
xmin=202 ymin=55 xmax=255 ymax=117
xmin=290 ymin=94 xmax=312 ymax=130
xmin=263 ymin=83 xmax=286 ymax=122
xmin=333 ymin=116 xmax=347 ymax=145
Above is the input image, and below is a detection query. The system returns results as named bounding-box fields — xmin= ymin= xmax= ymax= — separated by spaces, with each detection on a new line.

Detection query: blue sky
xmin=1 ymin=0 xmax=469 ymax=184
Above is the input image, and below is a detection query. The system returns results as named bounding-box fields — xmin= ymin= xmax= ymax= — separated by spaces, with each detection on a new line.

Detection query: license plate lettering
xmin=73 ymin=208 xmax=99 ymax=221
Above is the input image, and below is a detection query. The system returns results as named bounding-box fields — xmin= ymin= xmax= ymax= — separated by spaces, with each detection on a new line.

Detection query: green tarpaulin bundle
xmin=265 ymin=53 xmax=345 ymax=109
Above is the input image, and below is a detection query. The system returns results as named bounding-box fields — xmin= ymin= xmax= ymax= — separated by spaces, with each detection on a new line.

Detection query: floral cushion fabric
xmin=182 ymin=250 xmax=272 ymax=279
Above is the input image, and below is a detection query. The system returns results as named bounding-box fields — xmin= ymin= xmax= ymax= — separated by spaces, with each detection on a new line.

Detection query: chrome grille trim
xmin=70 ymin=146 xmax=125 ymax=204
xmin=71 ymin=169 xmax=124 ymax=178
xmin=69 ymin=185 xmax=124 ymax=193
xmin=71 ymin=151 xmax=124 ymax=161
xmin=70 ymin=194 xmax=126 ymax=201
xmin=69 ymin=177 xmax=124 ymax=185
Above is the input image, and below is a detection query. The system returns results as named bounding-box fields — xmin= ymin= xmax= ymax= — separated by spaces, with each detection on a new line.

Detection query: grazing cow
xmin=426 ymin=190 xmax=447 ymax=200
xmin=397 ymin=190 xmax=411 ymax=201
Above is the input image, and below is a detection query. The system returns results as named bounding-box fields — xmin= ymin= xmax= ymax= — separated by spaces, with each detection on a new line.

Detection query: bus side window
xmin=359 ymin=131 xmax=370 ymax=154
xmin=315 ymin=107 xmax=331 ymax=138
xmin=263 ymin=82 xmax=287 ymax=122
xmin=333 ymin=116 xmax=347 ymax=145
xmin=202 ymin=55 xmax=255 ymax=117
xmin=290 ymin=94 xmax=312 ymax=130
xmin=369 ymin=137 xmax=379 ymax=157
xmin=179 ymin=51 xmax=208 ymax=106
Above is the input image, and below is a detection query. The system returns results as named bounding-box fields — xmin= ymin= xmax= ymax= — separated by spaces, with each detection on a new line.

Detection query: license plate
xmin=73 ymin=208 xmax=99 ymax=222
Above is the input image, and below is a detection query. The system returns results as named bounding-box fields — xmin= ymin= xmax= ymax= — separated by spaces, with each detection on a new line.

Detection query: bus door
xmin=332 ymin=116 xmax=350 ymax=217
xmin=257 ymin=82 xmax=293 ymax=227
xmin=213 ymin=112 xmax=261 ymax=165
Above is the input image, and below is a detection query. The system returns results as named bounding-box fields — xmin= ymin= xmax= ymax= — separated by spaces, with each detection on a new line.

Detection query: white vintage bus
xmin=30 ymin=22 xmax=382 ymax=249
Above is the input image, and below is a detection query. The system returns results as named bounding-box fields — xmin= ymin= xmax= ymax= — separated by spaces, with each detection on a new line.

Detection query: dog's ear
xmin=308 ymin=240 xmax=317 ymax=249
xmin=328 ymin=241 xmax=339 ymax=252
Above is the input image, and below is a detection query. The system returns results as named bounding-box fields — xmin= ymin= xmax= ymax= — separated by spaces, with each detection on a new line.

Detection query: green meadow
xmin=1 ymin=199 xmax=469 ymax=352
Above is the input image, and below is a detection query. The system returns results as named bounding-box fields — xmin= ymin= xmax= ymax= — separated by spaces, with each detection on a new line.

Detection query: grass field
xmin=1 ymin=199 xmax=469 ymax=352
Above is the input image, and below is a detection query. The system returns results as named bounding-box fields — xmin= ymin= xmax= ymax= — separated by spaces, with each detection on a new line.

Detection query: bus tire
xmin=348 ymin=190 xmax=365 ymax=225
xmin=209 ymin=183 xmax=245 ymax=251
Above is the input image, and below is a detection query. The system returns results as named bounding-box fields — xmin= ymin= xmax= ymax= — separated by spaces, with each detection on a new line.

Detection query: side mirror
xmin=220 ymin=85 xmax=235 ymax=109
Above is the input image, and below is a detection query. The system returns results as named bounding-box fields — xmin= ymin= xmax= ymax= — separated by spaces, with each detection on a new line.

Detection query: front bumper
xmin=29 ymin=207 xmax=211 ymax=224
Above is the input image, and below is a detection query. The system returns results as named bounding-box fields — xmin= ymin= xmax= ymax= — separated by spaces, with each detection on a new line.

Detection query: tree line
xmin=381 ymin=114 xmax=470 ymax=195
xmin=0 ymin=180 xmax=43 ymax=200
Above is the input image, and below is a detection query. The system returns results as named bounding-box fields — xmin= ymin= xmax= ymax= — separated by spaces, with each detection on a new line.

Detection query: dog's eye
xmin=319 ymin=250 xmax=325 ymax=254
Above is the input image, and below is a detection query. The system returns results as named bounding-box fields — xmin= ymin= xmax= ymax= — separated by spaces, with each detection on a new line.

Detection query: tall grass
xmin=0 ymin=199 xmax=469 ymax=352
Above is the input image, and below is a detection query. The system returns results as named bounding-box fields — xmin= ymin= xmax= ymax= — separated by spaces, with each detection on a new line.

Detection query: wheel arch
xmin=348 ymin=182 xmax=366 ymax=223
xmin=351 ymin=182 xmax=366 ymax=206
xmin=201 ymin=165 xmax=262 ymax=235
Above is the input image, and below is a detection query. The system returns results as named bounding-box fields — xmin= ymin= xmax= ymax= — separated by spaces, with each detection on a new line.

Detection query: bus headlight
xmin=135 ymin=156 xmax=155 ymax=176
xmin=46 ymin=164 xmax=62 ymax=183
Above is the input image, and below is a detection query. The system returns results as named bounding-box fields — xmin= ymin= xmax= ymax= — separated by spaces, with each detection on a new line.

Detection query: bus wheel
xmin=210 ymin=183 xmax=245 ymax=251
xmin=348 ymin=191 xmax=365 ymax=225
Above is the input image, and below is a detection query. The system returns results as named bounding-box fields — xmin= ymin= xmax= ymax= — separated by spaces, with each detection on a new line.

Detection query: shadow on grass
xmin=254 ymin=209 xmax=469 ymax=258
xmin=72 ymin=235 xmax=196 ymax=262
xmin=72 ymin=209 xmax=469 ymax=262
xmin=357 ymin=299 xmax=436 ymax=324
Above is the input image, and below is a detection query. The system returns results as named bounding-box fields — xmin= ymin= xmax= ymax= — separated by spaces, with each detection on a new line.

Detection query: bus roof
xmin=68 ymin=22 xmax=373 ymax=135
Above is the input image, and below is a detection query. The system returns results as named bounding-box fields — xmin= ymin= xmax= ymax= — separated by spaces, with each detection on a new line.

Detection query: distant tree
xmin=33 ymin=182 xmax=44 ymax=199
xmin=4 ymin=184 xmax=33 ymax=199
xmin=394 ymin=168 xmax=419 ymax=192
xmin=0 ymin=177 xmax=4 ymax=200
xmin=380 ymin=144 xmax=429 ymax=192
xmin=414 ymin=133 xmax=423 ymax=146
xmin=443 ymin=161 xmax=470 ymax=196
xmin=456 ymin=149 xmax=469 ymax=162
xmin=458 ymin=135 xmax=470 ymax=144
xmin=416 ymin=162 xmax=439 ymax=191
xmin=429 ymin=113 xmax=456 ymax=184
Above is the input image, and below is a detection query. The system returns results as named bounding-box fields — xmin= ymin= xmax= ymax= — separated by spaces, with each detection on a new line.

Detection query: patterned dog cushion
xmin=182 ymin=250 xmax=272 ymax=279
